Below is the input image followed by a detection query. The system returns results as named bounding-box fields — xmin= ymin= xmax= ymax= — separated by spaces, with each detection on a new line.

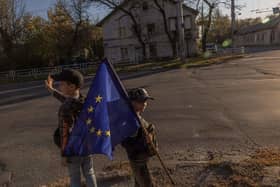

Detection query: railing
xmin=0 ymin=48 xmax=247 ymax=81
xmin=217 ymin=47 xmax=246 ymax=55
xmin=0 ymin=62 xmax=98 ymax=81
xmin=208 ymin=47 xmax=246 ymax=56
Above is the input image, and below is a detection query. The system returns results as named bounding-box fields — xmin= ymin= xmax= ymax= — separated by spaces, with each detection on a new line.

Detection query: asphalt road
xmin=0 ymin=70 xmax=165 ymax=107
xmin=2 ymin=50 xmax=280 ymax=186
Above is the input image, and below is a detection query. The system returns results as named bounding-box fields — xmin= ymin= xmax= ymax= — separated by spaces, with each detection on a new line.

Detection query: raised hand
xmin=45 ymin=74 xmax=54 ymax=93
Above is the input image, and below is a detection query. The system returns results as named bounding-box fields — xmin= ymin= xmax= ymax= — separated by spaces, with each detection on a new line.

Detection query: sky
xmin=23 ymin=0 xmax=280 ymax=20
xmin=237 ymin=0 xmax=279 ymax=19
xmin=23 ymin=0 xmax=107 ymax=21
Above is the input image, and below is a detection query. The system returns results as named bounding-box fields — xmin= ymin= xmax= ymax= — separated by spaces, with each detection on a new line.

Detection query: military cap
xmin=128 ymin=88 xmax=154 ymax=101
xmin=51 ymin=68 xmax=84 ymax=88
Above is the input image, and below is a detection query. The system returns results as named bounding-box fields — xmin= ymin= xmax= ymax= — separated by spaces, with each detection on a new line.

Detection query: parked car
xmin=206 ymin=43 xmax=218 ymax=53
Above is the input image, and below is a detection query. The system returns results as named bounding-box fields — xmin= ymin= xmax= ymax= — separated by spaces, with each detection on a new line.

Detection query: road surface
xmin=2 ymin=50 xmax=280 ymax=186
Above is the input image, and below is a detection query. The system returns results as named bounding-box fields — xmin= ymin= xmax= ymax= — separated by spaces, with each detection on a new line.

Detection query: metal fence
xmin=217 ymin=47 xmax=246 ymax=55
xmin=0 ymin=62 xmax=99 ymax=81
xmin=0 ymin=48 xmax=246 ymax=81
xmin=205 ymin=47 xmax=246 ymax=56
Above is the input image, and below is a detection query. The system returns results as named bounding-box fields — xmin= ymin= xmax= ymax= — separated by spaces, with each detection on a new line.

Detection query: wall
xmin=102 ymin=0 xmax=198 ymax=63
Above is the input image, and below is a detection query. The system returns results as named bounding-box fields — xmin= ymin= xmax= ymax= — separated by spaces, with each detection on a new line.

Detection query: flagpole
xmin=141 ymin=122 xmax=176 ymax=185
xmin=104 ymin=59 xmax=176 ymax=185
xmin=103 ymin=59 xmax=129 ymax=98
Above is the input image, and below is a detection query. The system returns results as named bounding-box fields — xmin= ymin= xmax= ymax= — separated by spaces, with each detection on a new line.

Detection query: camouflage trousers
xmin=129 ymin=159 xmax=154 ymax=187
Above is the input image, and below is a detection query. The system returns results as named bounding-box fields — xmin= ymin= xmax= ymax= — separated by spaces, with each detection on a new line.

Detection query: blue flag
xmin=64 ymin=59 xmax=140 ymax=159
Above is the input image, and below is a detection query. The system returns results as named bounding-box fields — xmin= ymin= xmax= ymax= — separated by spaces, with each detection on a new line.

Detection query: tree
xmin=46 ymin=0 xmax=74 ymax=64
xmin=197 ymin=0 xmax=243 ymax=51
xmin=201 ymin=1 xmax=215 ymax=52
xmin=152 ymin=0 xmax=178 ymax=58
xmin=0 ymin=0 xmax=30 ymax=66
xmin=66 ymin=0 xmax=92 ymax=59
xmin=45 ymin=0 xmax=94 ymax=65
xmin=207 ymin=9 xmax=231 ymax=44
xmin=0 ymin=0 xmax=103 ymax=70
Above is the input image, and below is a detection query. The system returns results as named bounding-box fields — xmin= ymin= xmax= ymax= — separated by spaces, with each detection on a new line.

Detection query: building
xmin=236 ymin=17 xmax=280 ymax=47
xmin=97 ymin=0 xmax=198 ymax=63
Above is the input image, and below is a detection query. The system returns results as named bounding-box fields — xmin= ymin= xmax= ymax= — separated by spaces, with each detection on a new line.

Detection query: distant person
xmin=45 ymin=69 xmax=97 ymax=187
xmin=122 ymin=88 xmax=158 ymax=187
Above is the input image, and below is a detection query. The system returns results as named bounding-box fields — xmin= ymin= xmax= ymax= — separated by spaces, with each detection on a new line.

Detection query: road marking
xmin=0 ymin=100 xmax=31 ymax=110
xmin=246 ymin=57 xmax=280 ymax=60
xmin=0 ymin=81 xmax=92 ymax=95
xmin=0 ymin=85 xmax=43 ymax=95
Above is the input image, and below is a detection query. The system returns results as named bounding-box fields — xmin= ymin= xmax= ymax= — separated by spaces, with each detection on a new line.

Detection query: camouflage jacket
xmin=122 ymin=115 xmax=158 ymax=161
xmin=53 ymin=90 xmax=84 ymax=156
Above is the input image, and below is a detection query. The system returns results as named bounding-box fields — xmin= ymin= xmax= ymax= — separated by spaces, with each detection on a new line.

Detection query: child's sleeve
xmin=60 ymin=102 xmax=74 ymax=156
xmin=52 ymin=89 xmax=66 ymax=103
xmin=61 ymin=120 xmax=70 ymax=155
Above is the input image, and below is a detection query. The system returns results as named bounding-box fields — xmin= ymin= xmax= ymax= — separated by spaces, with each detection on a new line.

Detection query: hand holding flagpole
xmin=105 ymin=59 xmax=176 ymax=185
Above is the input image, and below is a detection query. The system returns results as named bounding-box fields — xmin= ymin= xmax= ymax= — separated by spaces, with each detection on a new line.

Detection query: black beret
xmin=51 ymin=68 xmax=84 ymax=88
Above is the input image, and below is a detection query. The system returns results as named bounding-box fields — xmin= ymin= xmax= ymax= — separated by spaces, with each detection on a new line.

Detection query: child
xmin=45 ymin=69 xmax=97 ymax=187
xmin=122 ymin=88 xmax=158 ymax=187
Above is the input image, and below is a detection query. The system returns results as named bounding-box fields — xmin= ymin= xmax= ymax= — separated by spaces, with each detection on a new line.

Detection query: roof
xmin=96 ymin=0 xmax=198 ymax=26
xmin=237 ymin=16 xmax=280 ymax=35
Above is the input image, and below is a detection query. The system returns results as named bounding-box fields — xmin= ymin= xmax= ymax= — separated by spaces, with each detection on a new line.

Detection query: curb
xmin=187 ymin=55 xmax=245 ymax=69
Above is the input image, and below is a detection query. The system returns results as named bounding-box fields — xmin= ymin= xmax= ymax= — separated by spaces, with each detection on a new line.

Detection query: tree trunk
xmin=67 ymin=21 xmax=82 ymax=61
xmin=154 ymin=0 xmax=177 ymax=58
xmin=0 ymin=29 xmax=14 ymax=59
xmin=130 ymin=16 xmax=146 ymax=61
xmin=202 ymin=6 xmax=213 ymax=52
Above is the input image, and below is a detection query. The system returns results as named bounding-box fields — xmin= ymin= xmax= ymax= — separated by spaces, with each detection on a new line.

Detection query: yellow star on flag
xmin=96 ymin=129 xmax=102 ymax=136
xmin=95 ymin=95 xmax=103 ymax=103
xmin=87 ymin=106 xmax=94 ymax=113
xmin=89 ymin=127 xmax=95 ymax=133
xmin=86 ymin=118 xmax=92 ymax=125
xmin=105 ymin=130 xmax=111 ymax=137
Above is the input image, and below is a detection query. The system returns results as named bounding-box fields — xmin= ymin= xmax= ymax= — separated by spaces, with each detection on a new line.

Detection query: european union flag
xmin=64 ymin=59 xmax=140 ymax=159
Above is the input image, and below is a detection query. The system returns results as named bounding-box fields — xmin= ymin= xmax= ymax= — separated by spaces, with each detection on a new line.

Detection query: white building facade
xmin=236 ymin=17 xmax=280 ymax=47
xmin=98 ymin=0 xmax=198 ymax=63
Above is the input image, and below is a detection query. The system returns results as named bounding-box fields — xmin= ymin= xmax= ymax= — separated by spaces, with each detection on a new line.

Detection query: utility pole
xmin=201 ymin=1 xmax=204 ymax=39
xmin=231 ymin=0 xmax=236 ymax=48
xmin=177 ymin=0 xmax=186 ymax=62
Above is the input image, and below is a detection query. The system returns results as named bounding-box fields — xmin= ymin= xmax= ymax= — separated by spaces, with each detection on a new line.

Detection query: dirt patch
xmin=102 ymin=161 xmax=131 ymax=174
xmin=193 ymin=148 xmax=280 ymax=186
xmin=41 ymin=178 xmax=70 ymax=187
xmin=147 ymin=148 xmax=280 ymax=186
xmin=196 ymin=162 xmax=259 ymax=186
xmin=248 ymin=148 xmax=280 ymax=166
xmin=43 ymin=148 xmax=280 ymax=186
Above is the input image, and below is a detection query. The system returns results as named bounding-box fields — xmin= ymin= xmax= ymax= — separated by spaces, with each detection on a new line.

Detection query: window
xmin=121 ymin=48 xmax=128 ymax=59
xmin=119 ymin=26 xmax=126 ymax=37
xmin=147 ymin=23 xmax=156 ymax=36
xmin=143 ymin=2 xmax=148 ymax=10
xmin=149 ymin=44 xmax=157 ymax=58
xmin=261 ymin=33 xmax=265 ymax=41
xmin=169 ymin=18 xmax=177 ymax=31
xmin=184 ymin=16 xmax=192 ymax=30
xmin=271 ymin=30 xmax=275 ymax=41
